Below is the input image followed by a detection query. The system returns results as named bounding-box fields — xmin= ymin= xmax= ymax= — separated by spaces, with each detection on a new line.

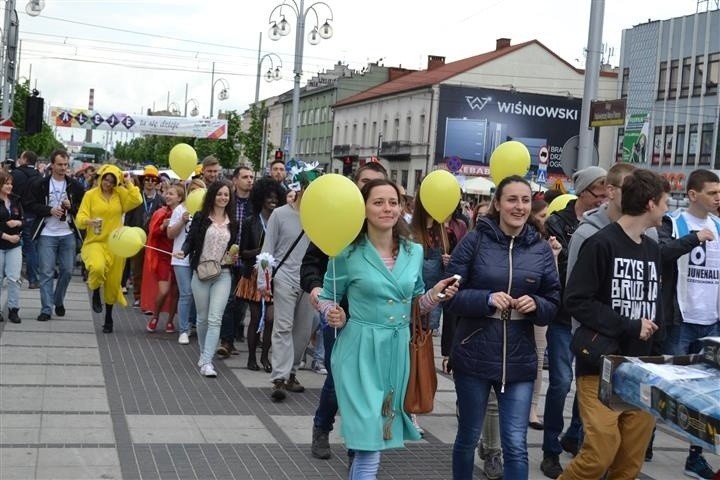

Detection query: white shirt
xmin=41 ymin=178 xmax=73 ymax=237
xmin=169 ymin=204 xmax=190 ymax=267
xmin=680 ymin=212 xmax=720 ymax=325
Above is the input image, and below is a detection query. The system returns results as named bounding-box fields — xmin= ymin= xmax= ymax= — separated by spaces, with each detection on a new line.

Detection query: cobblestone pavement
xmin=0 ymin=276 xmax=714 ymax=479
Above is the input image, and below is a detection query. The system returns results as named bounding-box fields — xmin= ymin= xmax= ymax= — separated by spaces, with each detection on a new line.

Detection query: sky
xmin=12 ymin=0 xmax=709 ymax=146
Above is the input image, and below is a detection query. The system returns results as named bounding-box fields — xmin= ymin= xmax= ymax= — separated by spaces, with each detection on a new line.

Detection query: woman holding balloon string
xmin=76 ymin=164 xmax=142 ymax=333
xmin=142 ymin=183 xmax=184 ymax=334
xmin=167 ymin=178 xmax=206 ymax=345
xmin=319 ymin=178 xmax=459 ymax=479
xmin=173 ymin=180 xmax=238 ymax=378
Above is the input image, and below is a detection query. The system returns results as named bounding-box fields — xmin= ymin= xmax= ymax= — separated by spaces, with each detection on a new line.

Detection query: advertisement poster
xmin=436 ymin=85 xmax=582 ymax=176
xmin=622 ymin=113 xmax=650 ymax=163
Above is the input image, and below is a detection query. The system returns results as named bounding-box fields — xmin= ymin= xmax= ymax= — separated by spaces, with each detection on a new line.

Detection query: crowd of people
xmin=1 ymin=147 xmax=718 ymax=480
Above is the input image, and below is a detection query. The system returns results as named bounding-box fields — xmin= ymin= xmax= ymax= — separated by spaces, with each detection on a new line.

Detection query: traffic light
xmin=342 ymin=156 xmax=353 ymax=176
xmin=274 ymin=149 xmax=283 ymax=161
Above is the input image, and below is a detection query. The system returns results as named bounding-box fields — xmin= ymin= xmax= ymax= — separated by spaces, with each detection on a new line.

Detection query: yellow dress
xmin=76 ymin=165 xmax=142 ymax=306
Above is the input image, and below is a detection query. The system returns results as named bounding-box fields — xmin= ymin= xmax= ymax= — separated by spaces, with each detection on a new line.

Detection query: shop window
xmin=699 ymin=123 xmax=713 ymax=165
xmin=663 ymin=126 xmax=674 ymax=166
xmin=657 ymin=61 xmax=667 ymax=99
xmin=675 ymin=125 xmax=686 ymax=165
xmin=651 ymin=126 xmax=662 ymax=166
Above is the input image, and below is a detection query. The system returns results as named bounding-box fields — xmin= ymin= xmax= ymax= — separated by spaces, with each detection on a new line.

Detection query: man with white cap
xmin=541 ymin=165 xmax=607 ymax=479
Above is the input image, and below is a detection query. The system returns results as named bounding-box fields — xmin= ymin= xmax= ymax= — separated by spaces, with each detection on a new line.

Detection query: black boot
xmin=8 ymin=308 xmax=20 ymax=323
xmin=92 ymin=289 xmax=102 ymax=313
xmin=102 ymin=304 xmax=113 ymax=333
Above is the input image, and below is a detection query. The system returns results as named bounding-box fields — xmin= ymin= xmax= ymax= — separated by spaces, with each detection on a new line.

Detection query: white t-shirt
xmin=41 ymin=178 xmax=73 ymax=237
xmin=680 ymin=212 xmax=720 ymax=325
xmin=169 ymin=204 xmax=190 ymax=267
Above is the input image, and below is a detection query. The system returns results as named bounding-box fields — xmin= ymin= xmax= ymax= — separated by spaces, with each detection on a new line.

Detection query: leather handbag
xmin=570 ymin=324 xmax=620 ymax=368
xmin=404 ymin=298 xmax=437 ymax=414
xmin=196 ymin=260 xmax=221 ymax=281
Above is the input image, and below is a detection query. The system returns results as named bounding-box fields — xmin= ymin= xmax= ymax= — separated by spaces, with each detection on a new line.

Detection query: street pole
xmin=183 ymin=83 xmax=188 ymax=117
xmin=255 ymin=32 xmax=262 ymax=104
xmin=0 ymin=0 xmax=18 ymax=162
xmin=288 ymin=0 xmax=306 ymax=161
xmin=260 ymin=111 xmax=269 ymax=171
xmin=209 ymin=62 xmax=215 ymax=118
xmin=577 ymin=0 xmax=605 ymax=170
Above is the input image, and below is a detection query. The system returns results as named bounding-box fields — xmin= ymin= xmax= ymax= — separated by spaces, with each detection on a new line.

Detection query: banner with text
xmin=622 ymin=113 xmax=650 ymax=163
xmin=50 ymin=107 xmax=228 ymax=139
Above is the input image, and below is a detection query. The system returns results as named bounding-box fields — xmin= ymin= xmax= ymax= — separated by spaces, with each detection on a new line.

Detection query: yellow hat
xmin=143 ymin=165 xmax=159 ymax=178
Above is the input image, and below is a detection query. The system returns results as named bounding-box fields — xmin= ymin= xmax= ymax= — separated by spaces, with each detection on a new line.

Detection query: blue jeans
xmin=542 ymin=323 xmax=582 ymax=456
xmin=0 ymin=246 xmax=22 ymax=309
xmin=453 ymin=373 xmax=534 ymax=479
xmin=37 ymin=234 xmax=76 ymax=315
xmin=191 ymin=270 xmax=231 ymax=366
xmin=662 ymin=324 xmax=682 ymax=355
xmin=173 ymin=265 xmax=196 ymax=334
xmin=314 ymin=324 xmax=342 ymax=432
xmin=679 ymin=322 xmax=719 ymax=355
xmin=349 ymin=451 xmax=381 ymax=480
xmin=21 ymin=219 xmax=38 ymax=284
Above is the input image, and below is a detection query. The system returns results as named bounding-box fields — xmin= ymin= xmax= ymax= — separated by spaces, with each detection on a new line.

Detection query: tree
xmin=80 ymin=145 xmax=107 ymax=162
xmin=237 ymin=103 xmax=272 ymax=172
xmin=10 ymin=82 xmax=63 ymax=156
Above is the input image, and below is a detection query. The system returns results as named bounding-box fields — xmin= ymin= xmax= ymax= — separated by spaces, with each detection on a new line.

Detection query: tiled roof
xmin=335 ymin=39 xmax=616 ymax=107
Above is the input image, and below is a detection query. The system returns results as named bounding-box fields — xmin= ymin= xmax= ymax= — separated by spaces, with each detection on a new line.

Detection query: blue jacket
xmin=446 ymin=217 xmax=560 ymax=385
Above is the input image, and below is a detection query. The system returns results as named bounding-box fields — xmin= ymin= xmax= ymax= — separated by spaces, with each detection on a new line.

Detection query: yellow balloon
xmin=169 ymin=143 xmax=198 ymax=180
xmin=547 ymin=194 xmax=577 ymax=216
xmin=186 ymin=188 xmax=206 ymax=215
xmin=130 ymin=226 xmax=147 ymax=245
xmin=300 ymin=174 xmax=365 ymax=257
xmin=419 ymin=170 xmax=461 ymax=222
xmin=489 ymin=141 xmax=531 ymax=185
xmin=108 ymin=227 xmax=145 ymax=258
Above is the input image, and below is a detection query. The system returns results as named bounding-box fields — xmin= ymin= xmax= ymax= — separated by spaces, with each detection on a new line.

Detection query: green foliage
xmin=11 ymin=82 xmax=63 ymax=156
xmin=80 ymin=145 xmax=107 ymax=162
xmin=237 ymin=103 xmax=274 ymax=172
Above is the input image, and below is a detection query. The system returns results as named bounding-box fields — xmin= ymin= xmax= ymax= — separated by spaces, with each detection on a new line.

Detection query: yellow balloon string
xmin=332 ymin=256 xmax=337 ymax=339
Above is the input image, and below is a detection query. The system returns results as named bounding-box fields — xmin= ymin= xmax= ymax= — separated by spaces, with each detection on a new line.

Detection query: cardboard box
xmin=701 ymin=336 xmax=720 ymax=370
xmin=651 ymin=386 xmax=720 ymax=454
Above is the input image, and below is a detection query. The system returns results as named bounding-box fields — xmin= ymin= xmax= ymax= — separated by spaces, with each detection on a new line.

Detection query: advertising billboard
xmin=436 ymin=85 xmax=582 ymax=176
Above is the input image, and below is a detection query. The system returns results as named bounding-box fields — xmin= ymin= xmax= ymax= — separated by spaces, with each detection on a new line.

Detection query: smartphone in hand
xmin=437 ymin=274 xmax=461 ymax=300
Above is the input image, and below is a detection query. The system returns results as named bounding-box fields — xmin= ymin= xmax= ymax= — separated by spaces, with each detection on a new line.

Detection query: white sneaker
xmin=411 ymin=414 xmax=425 ymax=436
xmin=178 ymin=332 xmax=189 ymax=345
xmin=200 ymin=363 xmax=217 ymax=377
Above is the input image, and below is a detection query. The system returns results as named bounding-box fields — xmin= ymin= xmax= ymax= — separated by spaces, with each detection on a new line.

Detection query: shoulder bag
xmin=570 ymin=324 xmax=620 ymax=368
xmin=197 ymin=260 xmax=221 ymax=281
xmin=404 ymin=298 xmax=437 ymax=414
xmin=270 ymin=231 xmax=304 ymax=290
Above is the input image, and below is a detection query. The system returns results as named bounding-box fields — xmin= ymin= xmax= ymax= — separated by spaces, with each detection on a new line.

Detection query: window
xmin=335 ymin=126 xmax=340 ymax=145
xmin=651 ymin=126 xmax=662 ymax=166
xmin=284 ymin=113 xmax=290 ymax=128
xmin=351 ymin=124 xmax=357 ymax=145
xmin=675 ymin=125 xmax=685 ymax=165
xmin=390 ymin=170 xmax=398 ymax=182
xmin=405 ymin=116 xmax=412 ymax=141
xmin=699 ymin=123 xmax=714 ymax=165
xmin=343 ymin=125 xmax=348 ymax=144
xmin=621 ymin=68 xmax=630 ymax=98
xmin=311 ymin=138 xmax=316 ymax=154
xmin=419 ymin=114 xmax=426 ymax=143
xmin=668 ymin=60 xmax=679 ymax=99
xmin=688 ymin=124 xmax=699 ymax=165
xmin=707 ymin=53 xmax=719 ymax=96
xmin=401 ymin=170 xmax=409 ymax=189
xmin=663 ymin=126 xmax=674 ymax=166
xmin=616 ymin=127 xmax=624 ymax=163
xmin=327 ymin=136 xmax=332 ymax=153
xmin=383 ymin=120 xmax=388 ymax=138
xmin=693 ymin=55 xmax=705 ymax=96
xmin=680 ymin=57 xmax=691 ymax=98
xmin=307 ymin=109 xmax=313 ymax=124
xmin=393 ymin=118 xmax=400 ymax=140
xmin=361 ymin=122 xmax=367 ymax=146
xmin=657 ymin=61 xmax=667 ymax=99
xmin=414 ymin=170 xmax=424 ymax=193
xmin=301 ymin=110 xmax=306 ymax=125
xmin=371 ymin=122 xmax=377 ymax=147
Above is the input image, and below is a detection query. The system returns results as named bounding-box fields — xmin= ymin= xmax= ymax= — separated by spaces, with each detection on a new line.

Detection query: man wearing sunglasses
xmin=124 ymin=165 xmax=165 ymax=309
xmin=541 ymin=165 xmax=607 ymax=479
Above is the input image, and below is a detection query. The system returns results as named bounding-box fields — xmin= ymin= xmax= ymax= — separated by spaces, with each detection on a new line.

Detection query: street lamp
xmin=184 ymin=98 xmax=199 ymax=117
xmin=268 ymin=0 xmax=334 ymax=160
xmin=256 ymin=52 xmax=283 ymax=103
xmin=168 ymin=102 xmax=181 ymax=116
xmin=209 ymin=61 xmax=230 ymax=118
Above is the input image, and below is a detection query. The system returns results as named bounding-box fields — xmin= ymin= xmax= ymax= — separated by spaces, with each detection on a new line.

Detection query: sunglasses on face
xmin=144 ymin=178 xmax=160 ymax=184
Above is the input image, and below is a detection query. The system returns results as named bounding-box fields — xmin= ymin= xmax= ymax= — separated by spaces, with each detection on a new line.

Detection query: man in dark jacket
xmin=11 ymin=150 xmax=41 ymax=288
xmin=558 ymin=169 xmax=665 ymax=480
xmin=541 ymin=165 xmax=606 ymax=478
xmin=26 ymin=150 xmax=85 ymax=321
xmin=303 ymin=162 xmax=387 ymax=461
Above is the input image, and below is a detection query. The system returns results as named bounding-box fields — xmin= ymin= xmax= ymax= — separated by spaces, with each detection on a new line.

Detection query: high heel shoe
xmin=102 ymin=321 xmax=113 ymax=333
xmin=247 ymin=359 xmax=260 ymax=371
xmin=261 ymin=358 xmax=272 ymax=373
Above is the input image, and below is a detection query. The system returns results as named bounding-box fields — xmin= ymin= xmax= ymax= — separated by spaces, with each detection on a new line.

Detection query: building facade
xmin=617 ymin=6 xmax=719 ymax=191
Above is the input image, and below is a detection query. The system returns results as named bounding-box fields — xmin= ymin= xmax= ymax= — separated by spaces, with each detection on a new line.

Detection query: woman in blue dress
xmin=321 ymin=179 xmax=459 ymax=479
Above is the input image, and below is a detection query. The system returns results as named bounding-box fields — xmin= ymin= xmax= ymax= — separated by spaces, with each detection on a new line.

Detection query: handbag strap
xmin=274 ymin=230 xmax=304 ymax=277
xmin=411 ymin=297 xmax=430 ymax=337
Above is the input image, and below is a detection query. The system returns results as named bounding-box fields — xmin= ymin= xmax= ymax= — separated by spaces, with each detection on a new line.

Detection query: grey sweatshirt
xmin=259 ymin=204 xmax=309 ymax=290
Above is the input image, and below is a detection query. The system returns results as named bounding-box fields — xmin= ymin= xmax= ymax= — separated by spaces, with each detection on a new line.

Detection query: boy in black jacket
xmin=558 ymin=170 xmax=667 ymax=480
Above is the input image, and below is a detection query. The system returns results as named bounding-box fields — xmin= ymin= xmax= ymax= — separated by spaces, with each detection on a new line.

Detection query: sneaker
xmin=165 ymin=322 xmax=176 ymax=334
xmin=271 ymin=379 xmax=287 ymax=402
xmin=540 ymin=455 xmax=563 ymax=479
xmin=411 ymin=414 xmax=424 ymax=436
xmin=286 ymin=374 xmax=305 ymax=393
xmin=178 ymin=332 xmax=190 ymax=345
xmin=311 ymin=426 xmax=331 ymax=459
xmin=560 ymin=435 xmax=579 ymax=457
xmin=54 ymin=305 xmax=65 ymax=317
xmin=36 ymin=313 xmax=51 ymax=322
xmin=121 ymin=287 xmax=128 ymax=294
xmin=133 ymin=299 xmax=140 ymax=307
xmin=189 ymin=326 xmax=197 ymax=337
xmin=200 ymin=363 xmax=217 ymax=378
xmin=684 ymin=454 xmax=715 ymax=479
xmin=483 ymin=448 xmax=503 ymax=480
xmin=312 ymin=360 xmax=328 ymax=375
xmin=146 ymin=317 xmax=158 ymax=332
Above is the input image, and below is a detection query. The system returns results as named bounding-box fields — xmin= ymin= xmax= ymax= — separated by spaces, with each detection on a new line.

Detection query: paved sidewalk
xmin=0 ymin=276 xmax=715 ymax=479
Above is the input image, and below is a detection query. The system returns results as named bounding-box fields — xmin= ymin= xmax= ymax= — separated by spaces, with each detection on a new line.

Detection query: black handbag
xmin=570 ymin=325 xmax=620 ymax=367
